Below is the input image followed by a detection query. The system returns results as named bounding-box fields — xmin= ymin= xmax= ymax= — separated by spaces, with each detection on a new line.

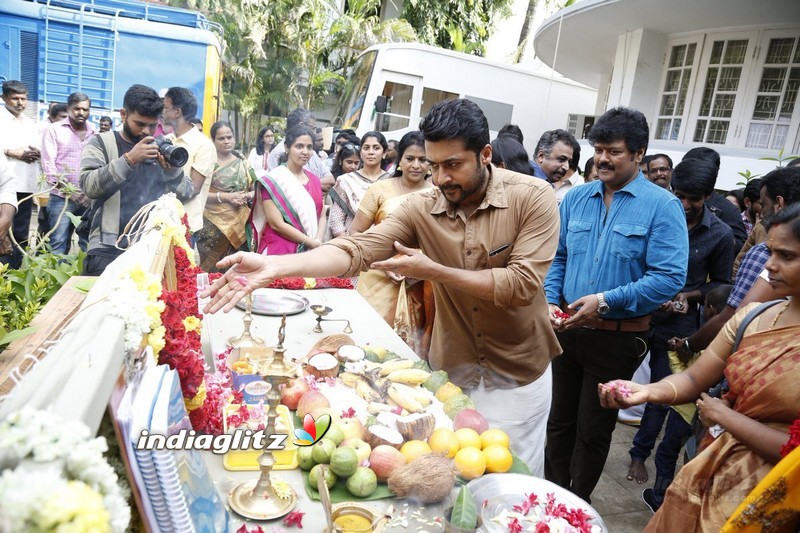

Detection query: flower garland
xmin=780 ymin=414 xmax=800 ymax=458
xmin=107 ymin=194 xmax=208 ymax=424
xmin=0 ymin=407 xmax=131 ymax=533
xmin=158 ymin=242 xmax=207 ymax=416
xmin=186 ymin=347 xmax=232 ymax=435
xmin=268 ymin=277 xmax=354 ymax=290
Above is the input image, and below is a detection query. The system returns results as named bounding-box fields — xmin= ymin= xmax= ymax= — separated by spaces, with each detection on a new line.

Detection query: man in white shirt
xmin=0 ymin=80 xmax=41 ymax=268
xmin=0 ymin=152 xmax=17 ymax=257
xmin=161 ymin=87 xmax=216 ymax=242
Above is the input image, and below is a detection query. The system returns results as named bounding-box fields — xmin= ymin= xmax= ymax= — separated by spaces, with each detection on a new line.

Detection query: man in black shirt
xmin=682 ymin=147 xmax=747 ymax=254
xmin=627 ymin=158 xmax=734 ymax=494
xmin=79 ymin=84 xmax=193 ymax=275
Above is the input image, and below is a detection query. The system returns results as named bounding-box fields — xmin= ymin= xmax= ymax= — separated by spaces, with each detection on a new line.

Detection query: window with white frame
xmin=745 ymin=37 xmax=800 ymax=150
xmin=655 ymin=42 xmax=698 ymax=141
xmin=656 ymin=29 xmax=800 ymax=153
xmin=692 ymin=39 xmax=751 ymax=145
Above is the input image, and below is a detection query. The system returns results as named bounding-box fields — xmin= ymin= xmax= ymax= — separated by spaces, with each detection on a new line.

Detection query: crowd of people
xmin=3 ymin=78 xmax=800 ymax=531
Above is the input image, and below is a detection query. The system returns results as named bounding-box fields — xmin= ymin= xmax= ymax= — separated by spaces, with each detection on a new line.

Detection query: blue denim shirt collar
xmin=589 ymin=171 xmax=647 ymax=199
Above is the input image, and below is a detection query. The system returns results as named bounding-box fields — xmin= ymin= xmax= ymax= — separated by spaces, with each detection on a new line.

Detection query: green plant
xmin=449 ymin=485 xmax=478 ymax=530
xmin=736 ymin=169 xmax=761 ymax=186
xmin=0 ymin=249 xmax=84 ymax=349
xmin=759 ymin=148 xmax=799 ymax=167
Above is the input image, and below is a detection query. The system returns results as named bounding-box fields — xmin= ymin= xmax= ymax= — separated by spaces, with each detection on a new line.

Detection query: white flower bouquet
xmin=0 ymin=407 xmax=130 ymax=532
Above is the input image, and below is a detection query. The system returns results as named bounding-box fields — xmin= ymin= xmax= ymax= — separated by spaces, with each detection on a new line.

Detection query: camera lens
xmin=162 ymin=144 xmax=189 ymax=167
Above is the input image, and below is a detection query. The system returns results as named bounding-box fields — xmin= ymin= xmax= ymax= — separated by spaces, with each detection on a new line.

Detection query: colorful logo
xmin=293 ymin=414 xmax=331 ymax=446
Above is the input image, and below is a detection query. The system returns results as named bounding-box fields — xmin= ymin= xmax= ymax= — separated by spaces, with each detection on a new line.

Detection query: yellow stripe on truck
xmin=203 ymin=44 xmax=222 ymax=135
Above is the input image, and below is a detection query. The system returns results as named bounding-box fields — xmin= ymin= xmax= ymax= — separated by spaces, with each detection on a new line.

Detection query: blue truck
xmin=0 ymin=0 xmax=222 ymax=129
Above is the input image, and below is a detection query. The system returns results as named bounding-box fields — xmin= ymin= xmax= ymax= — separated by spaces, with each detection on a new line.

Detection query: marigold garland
xmin=267 ymin=277 xmax=353 ymax=290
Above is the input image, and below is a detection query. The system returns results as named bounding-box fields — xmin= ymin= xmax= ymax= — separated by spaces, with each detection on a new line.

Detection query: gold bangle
xmin=663 ymin=379 xmax=678 ymax=404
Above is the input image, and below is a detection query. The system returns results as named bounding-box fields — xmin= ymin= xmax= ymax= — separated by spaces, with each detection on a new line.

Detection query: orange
xmin=482 ymin=444 xmax=513 ymax=473
xmin=400 ymin=440 xmax=432 ymax=463
xmin=454 ymin=428 xmax=482 ymax=450
xmin=480 ymin=428 xmax=510 ymax=450
xmin=453 ymin=447 xmax=487 ymax=480
xmin=427 ymin=428 xmax=459 ymax=459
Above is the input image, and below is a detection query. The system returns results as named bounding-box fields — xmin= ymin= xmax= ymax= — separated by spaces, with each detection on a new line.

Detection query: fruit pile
xmin=427 ymin=427 xmax=513 ymax=480
xmin=284 ymin=345 xmax=517 ymax=501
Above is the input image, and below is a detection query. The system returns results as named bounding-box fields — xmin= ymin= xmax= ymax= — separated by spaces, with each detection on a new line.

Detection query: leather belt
xmin=560 ymin=304 xmax=651 ymax=332
xmin=581 ymin=315 xmax=652 ymax=332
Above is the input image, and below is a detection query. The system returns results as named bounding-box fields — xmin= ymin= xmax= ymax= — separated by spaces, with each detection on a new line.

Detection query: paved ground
xmin=593 ymin=421 xmax=668 ymax=532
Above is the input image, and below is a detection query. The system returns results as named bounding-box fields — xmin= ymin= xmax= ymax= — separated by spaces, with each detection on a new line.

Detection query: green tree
xmin=402 ymin=0 xmax=513 ymax=56
xmin=173 ymin=0 xmax=415 ymax=144
xmin=328 ymin=0 xmax=416 ymax=72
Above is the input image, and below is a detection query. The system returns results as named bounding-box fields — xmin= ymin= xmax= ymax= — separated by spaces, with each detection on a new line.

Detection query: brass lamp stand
xmin=228 ymin=315 xmax=299 ymax=521
xmin=228 ymin=294 xmax=266 ymax=348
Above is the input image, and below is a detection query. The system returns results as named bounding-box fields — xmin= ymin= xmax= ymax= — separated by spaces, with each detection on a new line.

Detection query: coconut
xmin=306 ymin=352 xmax=340 ymax=379
xmin=396 ymin=412 xmax=436 ymax=441
xmin=366 ymin=425 xmax=404 ymax=449
xmin=387 ymin=453 xmax=458 ymax=503
xmin=337 ymin=344 xmax=366 ymax=362
xmin=375 ymin=411 xmax=400 ymax=431
xmin=309 ymin=333 xmax=355 ymax=356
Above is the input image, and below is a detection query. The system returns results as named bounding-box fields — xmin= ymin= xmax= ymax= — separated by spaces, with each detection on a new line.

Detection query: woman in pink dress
xmin=248 ymin=125 xmax=326 ymax=255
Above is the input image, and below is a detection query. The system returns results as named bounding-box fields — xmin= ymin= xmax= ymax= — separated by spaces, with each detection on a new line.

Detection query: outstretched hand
xmin=598 ymin=379 xmax=649 ymax=409
xmin=200 ymin=252 xmax=275 ymax=313
xmin=370 ymin=242 xmax=435 ymax=280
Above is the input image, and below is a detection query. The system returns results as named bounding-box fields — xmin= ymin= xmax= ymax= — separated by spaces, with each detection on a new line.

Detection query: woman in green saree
xmin=196 ymin=121 xmax=255 ymax=271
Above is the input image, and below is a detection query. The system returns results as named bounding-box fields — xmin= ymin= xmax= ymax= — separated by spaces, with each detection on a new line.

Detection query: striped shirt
xmin=41 ymin=118 xmax=95 ymax=197
xmin=728 ymin=242 xmax=770 ymax=308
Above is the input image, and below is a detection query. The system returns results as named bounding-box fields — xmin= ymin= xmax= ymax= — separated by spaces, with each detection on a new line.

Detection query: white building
xmin=534 ymin=0 xmax=800 ymax=190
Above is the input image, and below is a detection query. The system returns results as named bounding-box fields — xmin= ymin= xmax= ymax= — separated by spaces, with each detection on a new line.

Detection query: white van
xmin=331 ymin=42 xmax=598 ymax=153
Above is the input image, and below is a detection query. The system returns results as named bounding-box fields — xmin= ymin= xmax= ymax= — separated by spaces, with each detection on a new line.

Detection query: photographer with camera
xmin=79 ymin=84 xmax=194 ymax=276
xmin=161 ymin=87 xmax=216 ymax=245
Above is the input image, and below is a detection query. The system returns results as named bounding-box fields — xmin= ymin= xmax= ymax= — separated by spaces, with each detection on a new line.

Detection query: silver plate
xmin=236 ymin=288 xmax=310 ymax=316
xmin=467 ymin=473 xmax=607 ymax=532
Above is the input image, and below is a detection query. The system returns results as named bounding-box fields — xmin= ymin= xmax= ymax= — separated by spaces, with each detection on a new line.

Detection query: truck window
xmin=420 ymin=88 xmax=459 ymax=119
xmin=334 ymin=51 xmax=377 ymax=130
xmin=465 ymin=96 xmax=514 ymax=131
xmin=376 ymin=81 xmax=413 ymax=131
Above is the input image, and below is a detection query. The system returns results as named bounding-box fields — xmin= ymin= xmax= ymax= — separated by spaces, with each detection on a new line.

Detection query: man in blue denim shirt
xmin=543 ymin=107 xmax=688 ymax=502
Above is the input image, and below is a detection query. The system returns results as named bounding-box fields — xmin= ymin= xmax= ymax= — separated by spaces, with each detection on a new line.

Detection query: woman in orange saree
xmin=599 ymin=199 xmax=800 ymax=532
xmin=347 ymin=131 xmax=435 ymax=358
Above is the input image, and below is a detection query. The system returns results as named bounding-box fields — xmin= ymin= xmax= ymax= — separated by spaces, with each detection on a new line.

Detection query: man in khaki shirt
xmin=201 ymin=99 xmax=561 ymax=475
xmin=162 ymin=87 xmax=215 ymax=238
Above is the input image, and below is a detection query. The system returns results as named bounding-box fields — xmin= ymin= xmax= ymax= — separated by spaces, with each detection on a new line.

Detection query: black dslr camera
xmin=150 ymin=135 xmax=189 ymax=167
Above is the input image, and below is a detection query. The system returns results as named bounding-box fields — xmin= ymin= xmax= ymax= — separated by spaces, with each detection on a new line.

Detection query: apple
xmin=340 ymin=438 xmax=371 ymax=463
xmin=280 ymin=378 xmax=310 ymax=410
xmin=297 ymin=390 xmax=330 ymax=418
xmin=337 ymin=417 xmax=366 ymax=441
xmin=369 ymin=445 xmax=406 ymax=482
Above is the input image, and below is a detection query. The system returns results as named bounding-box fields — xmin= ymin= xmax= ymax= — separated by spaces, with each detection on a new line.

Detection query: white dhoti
xmin=467 ymin=364 xmax=552 ymax=478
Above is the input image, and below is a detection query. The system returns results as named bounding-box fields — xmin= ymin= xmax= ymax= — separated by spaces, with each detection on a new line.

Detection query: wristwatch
xmin=596 ymin=293 xmax=610 ymax=315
